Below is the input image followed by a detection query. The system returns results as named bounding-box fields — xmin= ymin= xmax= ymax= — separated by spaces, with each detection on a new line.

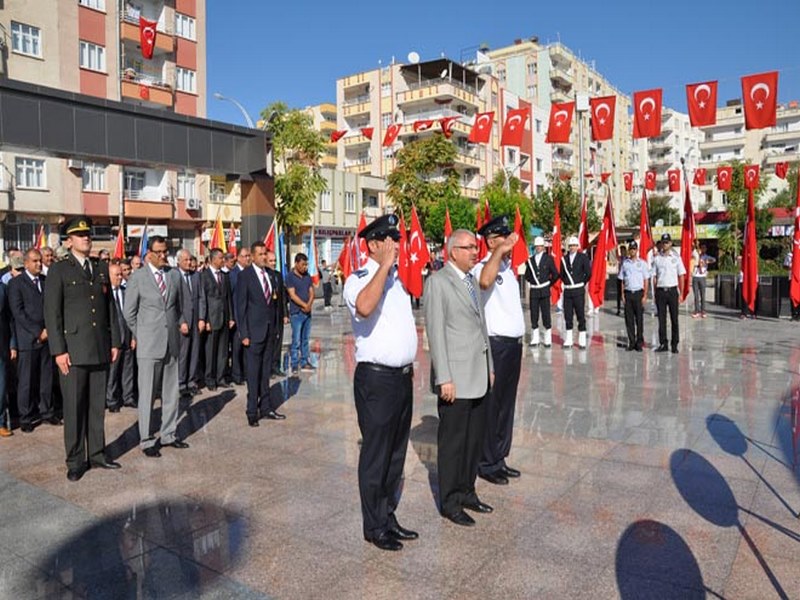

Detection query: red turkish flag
xmin=405 ymin=207 xmax=430 ymax=298
xmin=360 ymin=127 xmax=374 ymax=140
xmin=382 ymin=123 xmax=402 ymax=147
xmin=588 ymin=190 xmax=616 ymax=308
xmin=113 ymin=228 xmax=125 ymax=260
xmin=545 ymin=102 xmax=575 ymax=144
xmin=397 ymin=214 xmax=409 ymax=290
xmin=633 ymin=89 xmax=663 ymax=139
xmin=578 ymin=194 xmax=589 ymax=251
xmin=717 ymin=166 xmax=733 ymax=191
xmin=790 ymin=171 xmax=800 ymax=307
xmin=443 ymin=207 xmax=453 ymax=263
xmin=500 ymin=107 xmax=529 ymax=146
xmin=742 ymin=71 xmax=778 ymax=130
xmin=550 ymin=202 xmax=563 ymax=305
xmin=623 ymin=172 xmax=633 ymax=191
xmin=483 ymin=199 xmax=491 ymax=225
xmin=228 ymin=224 xmax=237 ymax=255
xmin=686 ymin=81 xmax=718 ymax=126
xmin=413 ymin=119 xmax=434 ymax=132
xmin=667 ymin=169 xmax=681 ymax=192
xmin=639 ymin=189 xmax=653 ymax=261
xmin=645 ymin=171 xmax=657 ymax=191
xmin=601 ymin=172 xmax=612 ymax=184
xmin=680 ymin=187 xmax=696 ymax=303
xmin=468 ymin=111 xmax=494 ymax=144
xmin=139 ymin=17 xmax=157 ymax=60
xmin=336 ymin=235 xmax=352 ymax=280
xmin=330 ymin=130 xmax=347 ymax=143
xmin=510 ymin=205 xmax=529 ymax=273
xmin=354 ymin=213 xmax=369 ymax=268
xmin=139 ymin=84 xmax=150 ymax=100
xmin=439 ymin=116 xmax=460 ymax=139
xmin=263 ymin=220 xmax=276 ymax=251
xmin=589 ymin=96 xmax=616 ymax=141
xmin=744 ymin=164 xmax=760 ymax=190
xmin=742 ymin=188 xmax=759 ymax=312
xmin=693 ymin=168 xmax=707 ymax=186
xmin=775 ymin=162 xmax=789 ymax=180
xmin=475 ymin=203 xmax=489 ymax=261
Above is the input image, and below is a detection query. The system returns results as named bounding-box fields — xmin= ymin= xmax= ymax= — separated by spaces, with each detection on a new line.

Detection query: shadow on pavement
xmin=409 ymin=414 xmax=440 ymax=510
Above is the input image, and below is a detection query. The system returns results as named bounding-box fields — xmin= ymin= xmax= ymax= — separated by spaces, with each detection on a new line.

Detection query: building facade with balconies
xmin=305 ymin=102 xmax=339 ymax=169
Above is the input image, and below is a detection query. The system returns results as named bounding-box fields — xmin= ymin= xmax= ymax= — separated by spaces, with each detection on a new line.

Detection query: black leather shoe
xmin=444 ymin=510 xmax=475 ymax=526
xmin=91 ymin=459 xmax=121 ymax=470
xmin=264 ymin=410 xmax=286 ymax=420
xmin=502 ymin=466 xmax=521 ymax=478
xmin=625 ymin=344 xmax=634 ymax=351
xmin=20 ymin=424 xmax=34 ymax=433
xmin=207 ymin=385 xmax=217 ymax=392
xmin=463 ymin=500 xmax=494 ymax=514
xmin=366 ymin=531 xmax=403 ymax=551
xmin=190 ymin=387 xmax=202 ymax=396
xmin=67 ymin=464 xmax=88 ymax=482
xmin=479 ymin=471 xmax=509 ymax=485
xmin=45 ymin=416 xmax=62 ymax=425
xmin=635 ymin=344 xmax=643 ymax=352
xmin=165 ymin=440 xmax=190 ymax=449
xmin=248 ymin=417 xmax=260 ymax=427
xmin=388 ymin=523 xmax=419 ymax=540
xmin=671 ymin=348 xmax=679 ymax=354
xmin=143 ymin=447 xmax=161 ymax=458
xmin=655 ymin=345 xmax=669 ymax=353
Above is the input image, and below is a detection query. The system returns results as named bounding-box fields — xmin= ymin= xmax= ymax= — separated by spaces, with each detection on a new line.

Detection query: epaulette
xmin=354 ymin=269 xmax=368 ymax=279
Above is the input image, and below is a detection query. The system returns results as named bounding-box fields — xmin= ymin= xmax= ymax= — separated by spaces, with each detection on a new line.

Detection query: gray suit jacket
xmin=123 ymin=266 xmax=184 ymax=360
xmin=424 ymin=264 xmax=493 ymax=400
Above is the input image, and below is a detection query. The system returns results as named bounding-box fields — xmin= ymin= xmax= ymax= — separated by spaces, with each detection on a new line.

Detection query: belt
xmin=657 ymin=286 xmax=677 ymax=290
xmin=490 ymin=335 xmax=522 ymax=344
xmin=625 ymin=288 xmax=643 ymax=293
xmin=529 ymin=282 xmax=550 ymax=289
xmin=359 ymin=362 xmax=413 ymax=375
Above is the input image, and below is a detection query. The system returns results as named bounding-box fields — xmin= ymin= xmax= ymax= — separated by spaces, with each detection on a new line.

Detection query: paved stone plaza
xmin=1 ymin=297 xmax=799 ymax=599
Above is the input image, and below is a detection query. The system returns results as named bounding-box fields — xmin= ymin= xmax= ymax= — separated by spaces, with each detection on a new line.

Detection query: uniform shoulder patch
xmin=354 ymin=269 xmax=369 ymax=279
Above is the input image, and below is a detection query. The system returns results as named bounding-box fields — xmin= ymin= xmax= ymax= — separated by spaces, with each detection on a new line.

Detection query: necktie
xmin=260 ymin=269 xmax=271 ymax=303
xmin=464 ymin=272 xmax=479 ymax=310
xmin=83 ymin=260 xmax=91 ymax=278
xmin=185 ymin=272 xmax=192 ymax=293
xmin=156 ymin=270 xmax=166 ymax=300
xmin=216 ymin=271 xmax=222 ymax=287
xmin=32 ymin=277 xmax=40 ymax=293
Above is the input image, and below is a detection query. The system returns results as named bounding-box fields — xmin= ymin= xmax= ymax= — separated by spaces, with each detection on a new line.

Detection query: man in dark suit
xmin=106 ymin=262 xmax=136 ymax=412
xmin=561 ymin=236 xmax=592 ymax=349
xmin=176 ymin=249 xmax=201 ymax=397
xmin=43 ymin=216 xmax=121 ymax=481
xmin=236 ymin=242 xmax=285 ymax=426
xmin=228 ymin=247 xmax=251 ymax=385
xmin=266 ymin=250 xmax=288 ymax=376
xmin=8 ymin=248 xmax=58 ymax=431
xmin=198 ymin=248 xmax=234 ymax=391
xmin=524 ymin=236 xmax=560 ymax=348
xmin=0 ymin=280 xmax=17 ymax=437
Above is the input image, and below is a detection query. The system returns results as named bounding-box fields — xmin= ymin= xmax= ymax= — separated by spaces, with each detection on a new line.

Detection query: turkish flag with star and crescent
xmin=693 ymin=168 xmax=707 ymax=186
xmin=601 ymin=172 xmax=612 ymax=184
xmin=744 ymin=164 xmax=760 ymax=190
xmin=139 ymin=17 xmax=157 ymax=60
xmin=510 ymin=205 xmax=529 ymax=273
xmin=790 ymin=171 xmax=800 ymax=307
xmin=742 ymin=71 xmax=779 ymax=130
xmin=413 ymin=120 xmax=434 ymax=133
xmin=545 ymin=102 xmax=575 ymax=144
xmin=336 ymin=236 xmax=352 ymax=280
xmin=397 ymin=214 xmax=409 ymax=290
xmin=623 ymin=172 xmax=633 ymax=191
xmin=633 ymin=89 xmax=663 ymax=139
xmin=686 ymin=81 xmax=718 ymax=127
xmin=639 ymin=189 xmax=653 ymax=261
xmin=353 ymin=213 xmax=369 ymax=268
xmin=439 ymin=116 xmax=460 ymax=139
xmin=500 ymin=107 xmax=529 ymax=146
xmin=550 ymin=201 xmax=563 ymax=305
xmin=776 ymin=162 xmax=789 ymax=179
xmin=645 ymin=171 xmax=657 ymax=191
xmin=382 ymin=123 xmax=402 ymax=147
xmin=360 ymin=127 xmax=374 ymax=140
xmin=468 ymin=111 xmax=494 ymax=144
xmin=404 ymin=207 xmax=430 ymax=298
xmin=717 ymin=166 xmax=733 ymax=191
xmin=668 ymin=169 xmax=681 ymax=192
xmin=589 ymin=96 xmax=616 ymax=141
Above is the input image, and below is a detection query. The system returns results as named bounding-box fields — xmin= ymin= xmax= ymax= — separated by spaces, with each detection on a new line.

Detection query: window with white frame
xmin=79 ymin=41 xmax=106 ymax=72
xmin=175 ymin=13 xmax=196 ymax=40
xmin=82 ymin=162 xmax=106 ymax=191
xmin=210 ymin=180 xmax=226 ymax=203
xmin=79 ymin=0 xmax=106 ymax=11
xmin=177 ymin=172 xmax=196 ymax=199
xmin=320 ymin=190 xmax=332 ymax=212
xmin=527 ymin=62 xmax=537 ymax=76
xmin=11 ymin=22 xmax=42 ymax=58
xmin=381 ymin=82 xmax=391 ymax=97
xmin=15 ymin=157 xmax=46 ymax=189
xmin=176 ymin=67 xmax=196 ymax=93
xmin=381 ymin=112 xmax=392 ymax=128
xmin=344 ymin=191 xmax=356 ymax=213
xmin=124 ymin=170 xmax=146 ymax=198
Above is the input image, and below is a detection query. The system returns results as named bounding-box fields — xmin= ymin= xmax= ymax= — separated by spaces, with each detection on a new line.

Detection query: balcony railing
xmin=344 ymin=157 xmax=372 ymax=167
xmin=343 ymin=94 xmax=371 ymax=106
xmin=121 ymin=7 xmax=173 ymax=35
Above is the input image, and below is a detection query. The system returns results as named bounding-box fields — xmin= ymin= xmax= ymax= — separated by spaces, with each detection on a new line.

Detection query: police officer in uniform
xmin=618 ymin=241 xmax=650 ymax=352
xmin=524 ymin=236 xmax=559 ymax=348
xmin=560 ymin=236 xmax=592 ymax=349
xmin=44 ymin=217 xmax=121 ymax=482
xmin=343 ymin=214 xmax=418 ymax=552
xmin=474 ymin=216 xmax=524 ymax=486
xmin=652 ymin=233 xmax=686 ymax=353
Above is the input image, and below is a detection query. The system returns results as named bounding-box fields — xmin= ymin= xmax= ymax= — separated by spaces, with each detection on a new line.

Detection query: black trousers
xmin=563 ymin=290 xmax=586 ymax=331
xmin=60 ymin=364 xmax=108 ymax=469
xmin=323 ymin=282 xmax=333 ymax=307
xmin=245 ymin=336 xmax=275 ymax=420
xmin=529 ymin=291 xmax=552 ymax=330
xmin=438 ymin=392 xmax=487 ymax=516
xmin=354 ymin=363 xmax=413 ymax=540
xmin=106 ymin=344 xmax=136 ymax=407
xmin=178 ymin=328 xmax=200 ymax=391
xmin=16 ymin=346 xmax=54 ymax=425
xmin=231 ymin=328 xmax=245 ymax=383
xmin=624 ymin=290 xmax=645 ymax=348
xmin=656 ymin=287 xmax=679 ymax=349
xmin=480 ymin=337 xmax=521 ymax=476
xmin=271 ymin=320 xmax=284 ymax=372
xmin=204 ymin=326 xmax=229 ymax=387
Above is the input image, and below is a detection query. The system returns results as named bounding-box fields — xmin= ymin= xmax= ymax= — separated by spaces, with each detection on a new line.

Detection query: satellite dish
xmin=407 ymin=51 xmax=420 ymax=64
xmin=440 ymin=68 xmax=448 ymax=78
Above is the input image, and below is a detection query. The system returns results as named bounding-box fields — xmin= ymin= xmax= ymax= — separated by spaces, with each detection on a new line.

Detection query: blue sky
xmin=207 ymin=0 xmax=800 ymax=126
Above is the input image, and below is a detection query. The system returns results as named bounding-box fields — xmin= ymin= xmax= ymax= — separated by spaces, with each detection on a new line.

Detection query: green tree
xmin=426 ymin=197 xmax=475 ymax=243
xmin=478 ymin=173 xmax=533 ymax=235
xmin=530 ymin=180 xmax=600 ymax=236
xmin=624 ymin=194 xmax=680 ymax=227
xmin=720 ymin=159 xmax=772 ymax=239
xmin=261 ymin=102 xmax=327 ymax=236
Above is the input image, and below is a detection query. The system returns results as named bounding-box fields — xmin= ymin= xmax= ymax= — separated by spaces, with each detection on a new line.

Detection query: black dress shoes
xmin=671 ymin=347 xmax=679 ymax=354
xmin=479 ymin=471 xmax=509 ymax=485
xmin=388 ymin=523 xmax=419 ymax=540
xmin=20 ymin=424 xmax=34 ymax=433
xmin=217 ymin=382 xmax=231 ymax=389
xmin=143 ymin=447 xmax=161 ymax=458
xmin=264 ymin=410 xmax=286 ymax=420
xmin=444 ymin=510 xmax=476 ymax=526
xmin=67 ymin=464 xmax=88 ymax=482
xmin=165 ymin=440 xmax=190 ymax=449
xmin=366 ymin=531 xmax=403 ymax=551
xmin=45 ymin=416 xmax=62 ymax=425
xmin=635 ymin=344 xmax=643 ymax=352
xmin=463 ymin=500 xmax=494 ymax=514
xmin=248 ymin=417 xmax=260 ymax=427
xmin=91 ymin=459 xmax=121 ymax=470
xmin=655 ymin=345 xmax=669 ymax=353
xmin=626 ymin=343 xmax=635 ymax=352
xmin=502 ymin=466 xmax=521 ymax=478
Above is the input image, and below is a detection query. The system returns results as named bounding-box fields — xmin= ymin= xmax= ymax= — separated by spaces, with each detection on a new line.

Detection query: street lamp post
xmin=213 ymin=92 xmax=255 ymax=129
xmin=503 ymin=154 xmax=530 ymax=194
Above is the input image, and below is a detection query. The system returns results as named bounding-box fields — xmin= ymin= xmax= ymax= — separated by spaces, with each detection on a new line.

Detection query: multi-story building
xmin=304 ymin=102 xmax=338 ymax=169
xmin=0 ymin=0 xmax=215 ymax=254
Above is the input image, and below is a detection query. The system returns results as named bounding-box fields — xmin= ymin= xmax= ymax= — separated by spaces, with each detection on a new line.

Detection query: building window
xmin=176 ymin=67 xmax=196 ymax=94
xmin=363 ymin=191 xmax=378 ymax=208
xmin=79 ymin=41 xmax=106 ymax=73
xmin=175 ymin=13 xmax=196 ymax=40
xmin=210 ymin=181 xmax=226 ymax=203
xmin=177 ymin=172 xmax=196 ymax=199
xmin=11 ymin=22 xmax=42 ymax=58
xmin=381 ymin=112 xmax=392 ymax=128
xmin=124 ymin=170 xmax=146 ymax=199
xmin=536 ymin=158 xmax=543 ymax=172
xmin=527 ymin=62 xmax=537 ymax=76
xmin=15 ymin=157 xmax=46 ymax=189
xmin=497 ymin=69 xmax=506 ymax=83
xmin=79 ymin=0 xmax=106 ymax=11
xmin=82 ymin=162 xmax=106 ymax=192
xmin=344 ymin=191 xmax=356 ymax=213
xmin=320 ymin=190 xmax=332 ymax=212
xmin=381 ymin=82 xmax=391 ymax=97
xmin=535 ymin=118 xmax=542 ymax=134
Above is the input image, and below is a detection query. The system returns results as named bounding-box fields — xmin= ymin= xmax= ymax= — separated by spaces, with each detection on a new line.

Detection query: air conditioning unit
xmin=186 ymin=197 xmax=200 ymax=210
xmin=67 ymin=159 xmax=83 ymax=170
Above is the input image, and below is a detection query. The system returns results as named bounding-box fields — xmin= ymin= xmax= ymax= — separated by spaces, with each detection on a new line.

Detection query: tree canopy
xmin=530 ymin=180 xmax=601 ymax=236
xmin=624 ymin=194 xmax=680 ymax=228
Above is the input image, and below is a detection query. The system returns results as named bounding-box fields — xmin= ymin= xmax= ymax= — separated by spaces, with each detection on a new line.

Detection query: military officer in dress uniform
xmin=474 ymin=216 xmax=525 ymax=486
xmin=618 ymin=241 xmax=650 ymax=352
xmin=43 ymin=217 xmax=121 ymax=482
xmin=652 ymin=233 xmax=686 ymax=353
xmin=524 ymin=236 xmax=559 ymax=348
xmin=560 ymin=236 xmax=592 ymax=349
xmin=343 ymin=214 xmax=419 ymax=552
